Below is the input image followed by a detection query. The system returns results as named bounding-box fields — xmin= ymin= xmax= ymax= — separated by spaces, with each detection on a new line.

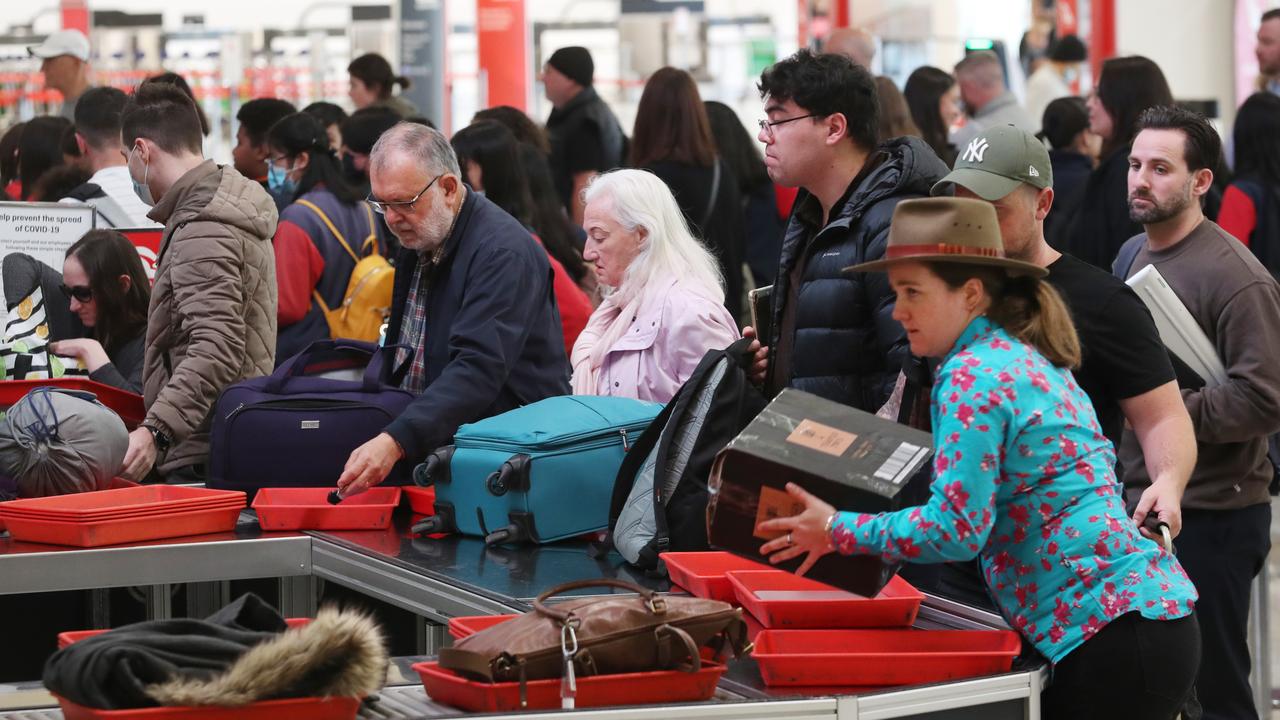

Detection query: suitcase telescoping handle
xmin=265 ymin=339 xmax=414 ymax=394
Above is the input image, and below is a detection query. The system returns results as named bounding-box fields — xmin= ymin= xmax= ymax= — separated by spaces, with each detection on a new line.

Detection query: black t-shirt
xmin=1046 ymin=253 xmax=1176 ymax=448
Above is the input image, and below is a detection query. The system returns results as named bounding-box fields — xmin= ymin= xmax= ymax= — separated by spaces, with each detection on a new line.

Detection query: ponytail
xmin=987 ymin=274 xmax=1081 ymax=369
xmin=394 ymin=75 xmax=412 ymax=92
xmin=926 ymin=262 xmax=1081 ymax=369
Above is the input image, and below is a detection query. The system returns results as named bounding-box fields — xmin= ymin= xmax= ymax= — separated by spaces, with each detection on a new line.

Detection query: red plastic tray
xmin=0 ymin=378 xmax=145 ymax=428
xmin=414 ymin=660 xmax=725 ymax=712
xmin=752 ymin=629 xmax=1021 ymax=687
xmin=56 ymin=695 xmax=358 ymax=720
xmin=252 ymin=487 xmax=401 ymax=531
xmin=3 ymin=505 xmax=242 ymax=547
xmin=58 ymin=618 xmax=313 ymax=650
xmin=726 ymin=570 xmax=924 ymax=629
xmin=0 ymin=486 xmax=245 ymax=521
xmin=0 ymin=478 xmax=138 ymax=533
xmin=447 ymin=614 xmax=517 ymax=640
xmin=659 ymin=551 xmax=774 ymax=603
xmin=403 ymin=486 xmax=435 ymax=515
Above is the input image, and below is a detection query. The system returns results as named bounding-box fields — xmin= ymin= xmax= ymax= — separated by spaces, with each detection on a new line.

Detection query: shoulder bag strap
xmin=700 ymin=160 xmax=722 ymax=229
xmin=1112 ymin=236 xmax=1143 ymax=280
xmin=360 ymin=201 xmax=380 ymax=256
xmin=297 ymin=198 xmax=359 ymax=263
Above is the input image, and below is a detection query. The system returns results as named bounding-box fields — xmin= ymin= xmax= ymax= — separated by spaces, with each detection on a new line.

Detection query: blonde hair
xmin=583 ymin=169 xmax=724 ymax=303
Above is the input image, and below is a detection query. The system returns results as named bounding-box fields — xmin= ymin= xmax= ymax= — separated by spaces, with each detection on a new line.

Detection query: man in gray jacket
xmin=118 ymin=82 xmax=278 ymax=482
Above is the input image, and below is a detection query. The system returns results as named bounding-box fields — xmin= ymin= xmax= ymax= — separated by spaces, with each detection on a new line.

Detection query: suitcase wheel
xmin=412 ymin=513 xmax=454 ymax=536
xmin=485 ymin=470 xmax=508 ymax=496
xmin=485 ymin=526 xmax=516 ymax=545
xmin=414 ymin=446 xmax=454 ymax=487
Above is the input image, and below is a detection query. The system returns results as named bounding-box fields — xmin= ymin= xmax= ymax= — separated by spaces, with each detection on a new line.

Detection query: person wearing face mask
xmin=334 ymin=123 xmax=569 ymax=498
xmin=1024 ymin=35 xmax=1087 ymax=128
xmin=337 ymin=108 xmax=400 ymax=196
xmin=266 ymin=112 xmax=388 ymax=362
xmin=117 ymin=82 xmax=277 ymax=484
xmin=571 ymin=169 xmax=739 ymax=403
xmin=48 ymin=230 xmax=151 ymax=393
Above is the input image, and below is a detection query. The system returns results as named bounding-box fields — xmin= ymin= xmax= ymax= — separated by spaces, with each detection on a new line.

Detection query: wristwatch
xmin=141 ymin=422 xmax=171 ymax=453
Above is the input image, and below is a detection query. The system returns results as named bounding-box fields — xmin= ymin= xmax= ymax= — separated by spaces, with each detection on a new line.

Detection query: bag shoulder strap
xmin=297 ymin=198 xmax=360 ymax=264
xmin=1112 ymin=236 xmax=1144 ymax=280
xmin=700 ymin=160 xmax=722 ymax=229
xmin=360 ymin=201 xmax=380 ymax=256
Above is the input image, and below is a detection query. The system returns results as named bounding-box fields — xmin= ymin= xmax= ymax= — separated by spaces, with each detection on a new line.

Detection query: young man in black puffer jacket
xmin=746 ymin=50 xmax=949 ymax=413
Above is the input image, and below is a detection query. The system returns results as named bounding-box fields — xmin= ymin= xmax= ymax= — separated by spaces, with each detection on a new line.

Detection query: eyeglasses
xmin=758 ymin=113 xmax=818 ymax=140
xmin=368 ymin=174 xmax=444 ymax=215
xmin=266 ymin=155 xmax=296 ymax=173
xmin=59 ymin=284 xmax=92 ymax=303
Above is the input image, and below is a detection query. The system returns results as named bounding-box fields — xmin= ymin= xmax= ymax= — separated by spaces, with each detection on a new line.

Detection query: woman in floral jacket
xmin=759 ymin=198 xmax=1199 ymax=720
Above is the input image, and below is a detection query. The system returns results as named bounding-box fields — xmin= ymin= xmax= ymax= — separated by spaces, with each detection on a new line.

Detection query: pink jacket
xmin=589 ymin=278 xmax=740 ymax=403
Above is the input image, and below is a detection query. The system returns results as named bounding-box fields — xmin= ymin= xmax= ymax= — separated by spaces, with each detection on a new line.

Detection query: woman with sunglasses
xmin=266 ymin=112 xmax=389 ymax=362
xmin=757 ymin=198 xmax=1200 ymax=719
xmin=49 ymin=230 xmax=150 ymax=393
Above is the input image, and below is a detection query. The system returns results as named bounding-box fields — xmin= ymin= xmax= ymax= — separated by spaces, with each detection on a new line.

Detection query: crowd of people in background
xmin=5 ymin=10 xmax=1280 ymax=718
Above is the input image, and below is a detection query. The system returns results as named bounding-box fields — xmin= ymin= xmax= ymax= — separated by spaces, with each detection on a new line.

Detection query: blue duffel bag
xmin=412 ymin=395 xmax=661 ymax=545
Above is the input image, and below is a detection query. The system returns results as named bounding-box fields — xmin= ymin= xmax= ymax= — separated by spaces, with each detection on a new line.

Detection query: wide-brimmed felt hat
xmin=845 ymin=197 xmax=1048 ymax=277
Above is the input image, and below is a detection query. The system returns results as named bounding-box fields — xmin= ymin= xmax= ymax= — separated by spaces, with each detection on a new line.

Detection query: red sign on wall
xmin=477 ymin=0 xmax=529 ymax=111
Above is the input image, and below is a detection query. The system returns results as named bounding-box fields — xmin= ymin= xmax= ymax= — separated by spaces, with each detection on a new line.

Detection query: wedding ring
xmin=786 ymin=532 xmax=793 ymax=545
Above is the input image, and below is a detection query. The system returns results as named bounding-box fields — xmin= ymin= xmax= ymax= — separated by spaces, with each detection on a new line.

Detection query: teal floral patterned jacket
xmin=830 ymin=316 xmax=1196 ymax=664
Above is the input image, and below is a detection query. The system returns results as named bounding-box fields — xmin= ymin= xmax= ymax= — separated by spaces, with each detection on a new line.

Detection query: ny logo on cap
xmin=962 ymin=137 xmax=990 ymax=163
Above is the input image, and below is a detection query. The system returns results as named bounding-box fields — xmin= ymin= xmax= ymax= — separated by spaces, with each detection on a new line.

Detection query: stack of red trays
xmin=662 ymin=551 xmax=1019 ymax=687
xmin=0 ymin=486 xmax=246 ymax=547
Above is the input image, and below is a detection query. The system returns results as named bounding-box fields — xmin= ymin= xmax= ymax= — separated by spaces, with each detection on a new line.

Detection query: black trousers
xmin=1175 ymin=503 xmax=1272 ymax=720
xmin=1042 ymin=611 xmax=1201 ymax=720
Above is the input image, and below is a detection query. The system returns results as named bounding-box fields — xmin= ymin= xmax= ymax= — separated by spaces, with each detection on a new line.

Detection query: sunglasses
xmin=59 ymin=284 xmax=93 ymax=302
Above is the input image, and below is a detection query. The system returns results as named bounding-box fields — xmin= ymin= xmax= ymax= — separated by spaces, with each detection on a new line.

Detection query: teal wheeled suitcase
xmin=411 ymin=396 xmax=661 ymax=545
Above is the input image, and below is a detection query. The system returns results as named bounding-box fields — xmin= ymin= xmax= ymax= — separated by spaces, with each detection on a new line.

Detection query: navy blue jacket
xmin=765 ymin=136 xmax=949 ymax=412
xmin=383 ymin=190 xmax=570 ymax=460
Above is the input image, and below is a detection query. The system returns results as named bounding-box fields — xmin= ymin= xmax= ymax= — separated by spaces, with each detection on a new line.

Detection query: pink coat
xmin=587 ymin=278 xmax=740 ymax=404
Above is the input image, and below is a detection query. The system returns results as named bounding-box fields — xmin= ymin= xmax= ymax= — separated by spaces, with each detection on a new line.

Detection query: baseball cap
xmin=931 ymin=124 xmax=1053 ymax=201
xmin=28 ymin=30 xmax=90 ymax=62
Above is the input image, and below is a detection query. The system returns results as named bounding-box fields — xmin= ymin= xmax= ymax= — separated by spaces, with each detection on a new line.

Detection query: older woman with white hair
xmin=571 ymin=169 xmax=740 ymax=403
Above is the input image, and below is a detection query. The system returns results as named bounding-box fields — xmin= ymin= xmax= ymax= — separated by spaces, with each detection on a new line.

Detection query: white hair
xmin=584 ymin=169 xmax=725 ymax=304
xmin=369 ymin=122 xmax=461 ymax=177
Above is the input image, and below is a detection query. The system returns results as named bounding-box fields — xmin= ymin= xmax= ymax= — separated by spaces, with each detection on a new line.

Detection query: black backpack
xmin=605 ymin=338 xmax=767 ymax=572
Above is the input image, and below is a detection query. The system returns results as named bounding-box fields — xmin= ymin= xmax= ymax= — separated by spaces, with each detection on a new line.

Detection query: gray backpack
xmin=0 ymin=387 xmax=128 ymax=498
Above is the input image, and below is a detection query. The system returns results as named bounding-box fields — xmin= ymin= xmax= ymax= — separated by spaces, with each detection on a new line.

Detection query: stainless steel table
xmin=0 ymin=509 xmax=1045 ymax=719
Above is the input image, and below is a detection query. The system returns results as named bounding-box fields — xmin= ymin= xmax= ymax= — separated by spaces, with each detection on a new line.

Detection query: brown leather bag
xmin=438 ymin=579 xmax=747 ymax=693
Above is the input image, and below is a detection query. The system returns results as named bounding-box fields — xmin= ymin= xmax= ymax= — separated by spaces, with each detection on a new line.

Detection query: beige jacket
xmin=142 ymin=161 xmax=278 ymax=475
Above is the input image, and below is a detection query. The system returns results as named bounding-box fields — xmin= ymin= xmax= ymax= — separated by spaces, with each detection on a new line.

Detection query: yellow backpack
xmin=297 ymin=199 xmax=393 ymax=343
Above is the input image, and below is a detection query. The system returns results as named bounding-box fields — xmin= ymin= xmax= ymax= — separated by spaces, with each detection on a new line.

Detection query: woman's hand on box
xmin=756 ymin=482 xmax=837 ymax=576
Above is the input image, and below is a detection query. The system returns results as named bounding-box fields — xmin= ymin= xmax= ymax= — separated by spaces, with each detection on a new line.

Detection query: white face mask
xmin=1063 ymin=66 xmax=1080 ymax=85
xmin=127 ymin=145 xmax=154 ymax=207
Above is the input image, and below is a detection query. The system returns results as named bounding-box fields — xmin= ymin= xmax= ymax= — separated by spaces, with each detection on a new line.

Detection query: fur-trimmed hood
xmin=145 ymin=606 xmax=388 ymax=707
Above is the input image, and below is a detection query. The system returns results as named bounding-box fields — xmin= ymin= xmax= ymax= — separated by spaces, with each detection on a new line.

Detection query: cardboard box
xmin=707 ymin=389 xmax=933 ymax=597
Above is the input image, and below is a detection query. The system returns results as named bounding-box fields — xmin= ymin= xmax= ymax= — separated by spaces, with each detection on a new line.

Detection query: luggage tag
xmin=560 ymin=622 xmax=578 ymax=709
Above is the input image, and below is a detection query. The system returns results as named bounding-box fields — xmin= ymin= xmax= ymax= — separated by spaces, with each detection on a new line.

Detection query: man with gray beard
xmin=336 ymin=123 xmax=570 ymax=496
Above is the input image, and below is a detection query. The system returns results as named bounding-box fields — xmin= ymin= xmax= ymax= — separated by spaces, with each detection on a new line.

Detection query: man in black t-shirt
xmin=542 ymin=46 xmax=626 ymax=226
xmin=933 ymin=124 xmax=1196 ymax=538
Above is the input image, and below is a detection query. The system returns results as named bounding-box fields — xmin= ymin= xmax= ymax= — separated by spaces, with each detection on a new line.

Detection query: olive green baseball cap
xmin=931 ymin=124 xmax=1053 ymax=201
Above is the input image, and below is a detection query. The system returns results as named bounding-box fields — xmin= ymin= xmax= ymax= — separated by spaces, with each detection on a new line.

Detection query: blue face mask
xmin=266 ymin=160 xmax=297 ymax=202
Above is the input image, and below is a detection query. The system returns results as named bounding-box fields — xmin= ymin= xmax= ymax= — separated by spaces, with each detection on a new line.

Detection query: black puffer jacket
xmin=765 ymin=136 xmax=949 ymax=411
